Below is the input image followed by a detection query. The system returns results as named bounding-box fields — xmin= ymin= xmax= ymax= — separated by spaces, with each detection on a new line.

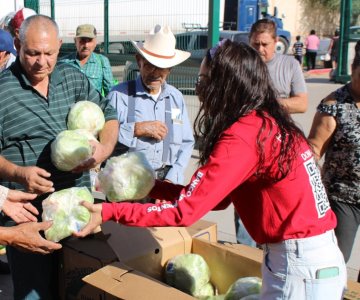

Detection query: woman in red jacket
xmin=76 ymin=40 xmax=346 ymax=299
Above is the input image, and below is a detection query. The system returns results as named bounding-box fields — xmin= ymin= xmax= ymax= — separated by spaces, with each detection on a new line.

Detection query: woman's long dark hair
xmin=194 ymin=40 xmax=306 ymax=181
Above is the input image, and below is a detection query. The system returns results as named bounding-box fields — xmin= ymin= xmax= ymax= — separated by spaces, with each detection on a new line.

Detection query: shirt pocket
xmin=171 ymin=122 xmax=183 ymax=145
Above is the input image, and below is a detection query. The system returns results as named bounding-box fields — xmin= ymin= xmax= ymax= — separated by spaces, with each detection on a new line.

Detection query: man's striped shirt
xmin=0 ymin=59 xmax=117 ymax=203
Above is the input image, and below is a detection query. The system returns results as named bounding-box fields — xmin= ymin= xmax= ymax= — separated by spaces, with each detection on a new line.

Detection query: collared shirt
xmin=108 ymin=76 xmax=195 ymax=184
xmin=0 ymin=59 xmax=117 ymax=201
xmin=60 ymin=52 xmax=114 ymax=96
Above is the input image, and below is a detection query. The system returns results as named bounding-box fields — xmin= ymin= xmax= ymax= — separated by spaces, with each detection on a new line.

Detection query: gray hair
xmin=19 ymin=14 xmax=59 ymax=44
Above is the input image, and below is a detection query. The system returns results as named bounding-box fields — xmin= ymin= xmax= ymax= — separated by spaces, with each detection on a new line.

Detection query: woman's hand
xmin=73 ymin=202 xmax=103 ymax=238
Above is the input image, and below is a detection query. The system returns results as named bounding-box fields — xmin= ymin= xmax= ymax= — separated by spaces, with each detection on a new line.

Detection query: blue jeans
xmin=261 ymin=230 xmax=347 ymax=299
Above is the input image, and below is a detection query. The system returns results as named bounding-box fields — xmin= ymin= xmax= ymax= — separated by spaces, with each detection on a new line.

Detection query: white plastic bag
xmin=98 ymin=152 xmax=155 ymax=202
xmin=42 ymin=187 xmax=94 ymax=242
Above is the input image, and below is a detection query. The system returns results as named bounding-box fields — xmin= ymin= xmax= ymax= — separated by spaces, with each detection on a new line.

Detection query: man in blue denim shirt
xmin=108 ymin=24 xmax=194 ymax=185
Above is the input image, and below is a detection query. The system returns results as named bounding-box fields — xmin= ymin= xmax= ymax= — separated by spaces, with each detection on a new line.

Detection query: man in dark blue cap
xmin=0 ymin=28 xmax=17 ymax=72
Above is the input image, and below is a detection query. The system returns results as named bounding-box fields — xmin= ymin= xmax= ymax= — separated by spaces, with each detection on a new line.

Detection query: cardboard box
xmin=83 ymin=261 xmax=194 ymax=300
xmin=59 ymin=232 xmax=118 ymax=300
xmin=60 ymin=219 xmax=217 ymax=299
xmin=192 ymin=239 xmax=262 ymax=294
xmin=83 ymin=238 xmax=263 ymax=299
xmin=100 ymin=219 xmax=217 ymax=280
xmin=83 ymin=236 xmax=359 ymax=299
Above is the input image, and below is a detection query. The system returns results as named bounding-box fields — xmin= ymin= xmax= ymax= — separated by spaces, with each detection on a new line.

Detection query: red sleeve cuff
xmin=102 ymin=202 xmax=115 ymax=222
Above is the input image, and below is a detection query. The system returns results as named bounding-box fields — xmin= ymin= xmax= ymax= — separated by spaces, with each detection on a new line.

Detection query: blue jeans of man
xmin=234 ymin=211 xmax=256 ymax=247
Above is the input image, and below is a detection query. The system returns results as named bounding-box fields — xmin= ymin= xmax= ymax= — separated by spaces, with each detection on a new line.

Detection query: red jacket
xmin=102 ymin=112 xmax=336 ymax=244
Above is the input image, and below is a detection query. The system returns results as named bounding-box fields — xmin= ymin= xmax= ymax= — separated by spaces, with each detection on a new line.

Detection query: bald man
xmin=0 ymin=14 xmax=118 ymax=299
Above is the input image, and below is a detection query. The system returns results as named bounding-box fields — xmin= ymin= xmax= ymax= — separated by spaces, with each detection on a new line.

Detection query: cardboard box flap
xmin=101 ymin=221 xmax=193 ymax=280
xmin=101 ymin=221 xmax=192 ymax=261
xmin=185 ymin=219 xmax=217 ymax=242
xmin=83 ymin=261 xmax=194 ymax=300
xmin=192 ymin=238 xmax=262 ymax=294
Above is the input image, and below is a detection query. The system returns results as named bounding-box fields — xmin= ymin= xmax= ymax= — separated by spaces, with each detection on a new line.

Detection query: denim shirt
xmin=107 ymin=76 xmax=195 ymax=184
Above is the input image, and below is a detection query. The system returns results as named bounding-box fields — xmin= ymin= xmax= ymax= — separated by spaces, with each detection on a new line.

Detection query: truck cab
xmin=224 ymin=0 xmax=291 ymax=54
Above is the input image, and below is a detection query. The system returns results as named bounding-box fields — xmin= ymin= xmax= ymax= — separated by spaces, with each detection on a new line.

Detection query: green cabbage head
xmin=98 ymin=152 xmax=155 ymax=201
xmin=67 ymin=100 xmax=105 ymax=137
xmin=51 ymin=129 xmax=93 ymax=171
xmin=42 ymin=187 xmax=94 ymax=242
xmin=165 ymin=253 xmax=213 ymax=297
xmin=224 ymin=277 xmax=262 ymax=300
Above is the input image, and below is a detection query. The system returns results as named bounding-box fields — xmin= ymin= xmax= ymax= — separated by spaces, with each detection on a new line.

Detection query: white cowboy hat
xmin=131 ymin=24 xmax=190 ymax=69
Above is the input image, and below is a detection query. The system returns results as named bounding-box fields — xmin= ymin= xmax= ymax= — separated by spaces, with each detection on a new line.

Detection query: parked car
xmin=174 ymin=30 xmax=250 ymax=64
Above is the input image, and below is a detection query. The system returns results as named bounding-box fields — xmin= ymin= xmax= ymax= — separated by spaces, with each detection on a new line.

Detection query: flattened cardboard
xmin=83 ymin=261 xmax=194 ymax=300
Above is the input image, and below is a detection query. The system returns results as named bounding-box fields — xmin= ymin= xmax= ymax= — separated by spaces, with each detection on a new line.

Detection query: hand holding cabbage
xmin=42 ymin=187 xmax=94 ymax=242
xmin=51 ymin=129 xmax=96 ymax=172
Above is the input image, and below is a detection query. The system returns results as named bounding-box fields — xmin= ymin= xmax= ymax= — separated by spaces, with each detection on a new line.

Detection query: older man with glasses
xmin=107 ymin=25 xmax=194 ymax=196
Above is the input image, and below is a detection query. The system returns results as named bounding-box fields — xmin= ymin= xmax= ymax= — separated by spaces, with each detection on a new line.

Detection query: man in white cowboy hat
xmin=108 ymin=24 xmax=194 ymax=189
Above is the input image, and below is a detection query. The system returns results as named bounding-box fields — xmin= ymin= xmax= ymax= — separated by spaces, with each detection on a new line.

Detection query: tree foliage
xmin=299 ymin=0 xmax=359 ymax=36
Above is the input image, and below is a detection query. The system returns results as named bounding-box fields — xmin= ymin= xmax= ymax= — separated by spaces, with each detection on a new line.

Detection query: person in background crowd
xmin=308 ymin=40 xmax=360 ymax=283
xmin=305 ymin=29 xmax=320 ymax=71
xmin=60 ymin=24 xmax=115 ymax=96
xmin=293 ymin=35 xmax=304 ymax=66
xmin=0 ymin=15 xmax=118 ymax=299
xmin=0 ymin=11 xmax=15 ymax=32
xmin=8 ymin=7 xmax=37 ymax=39
xmin=0 ymin=29 xmax=16 ymax=72
xmin=235 ymin=18 xmax=308 ymax=247
xmin=76 ymin=40 xmax=347 ymax=300
xmin=107 ymin=24 xmax=194 ymax=187
xmin=328 ymin=29 xmax=340 ymax=81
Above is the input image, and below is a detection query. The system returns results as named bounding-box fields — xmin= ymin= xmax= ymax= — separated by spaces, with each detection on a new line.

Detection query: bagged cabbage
xmin=51 ymin=129 xmax=93 ymax=171
xmin=165 ymin=253 xmax=212 ymax=297
xmin=67 ymin=100 xmax=105 ymax=137
xmin=42 ymin=187 xmax=94 ymax=242
xmin=224 ymin=277 xmax=262 ymax=300
xmin=98 ymin=152 xmax=155 ymax=201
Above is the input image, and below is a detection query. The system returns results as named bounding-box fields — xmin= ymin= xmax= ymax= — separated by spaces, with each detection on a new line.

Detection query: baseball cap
xmin=10 ymin=8 xmax=37 ymax=32
xmin=75 ymin=24 xmax=97 ymax=38
xmin=0 ymin=29 xmax=17 ymax=55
